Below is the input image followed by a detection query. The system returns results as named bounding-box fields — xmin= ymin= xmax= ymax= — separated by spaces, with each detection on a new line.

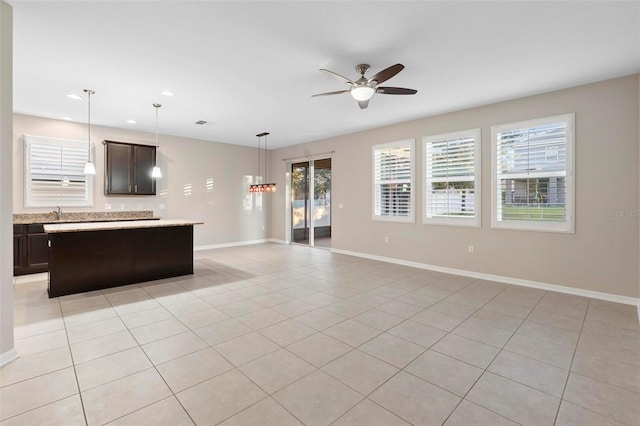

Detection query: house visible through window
xmin=492 ymin=113 xmax=574 ymax=232
xmin=372 ymin=139 xmax=415 ymax=222
xmin=24 ymin=135 xmax=93 ymax=208
xmin=424 ymin=129 xmax=481 ymax=227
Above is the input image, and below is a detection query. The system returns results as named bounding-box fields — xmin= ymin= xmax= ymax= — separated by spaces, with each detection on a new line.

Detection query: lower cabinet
xmin=14 ymin=224 xmax=50 ymax=275
xmin=48 ymin=225 xmax=194 ymax=297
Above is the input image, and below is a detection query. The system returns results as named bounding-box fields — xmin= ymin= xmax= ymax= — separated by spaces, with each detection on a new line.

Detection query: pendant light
xmin=151 ymin=103 xmax=162 ymax=178
xmin=249 ymin=132 xmax=276 ymax=193
xmin=83 ymin=89 xmax=96 ymax=175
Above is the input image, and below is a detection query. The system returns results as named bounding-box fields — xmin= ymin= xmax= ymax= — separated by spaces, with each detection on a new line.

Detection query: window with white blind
xmin=24 ymin=135 xmax=93 ymax=208
xmin=492 ymin=113 xmax=575 ymax=233
xmin=424 ymin=129 xmax=481 ymax=227
xmin=372 ymin=139 xmax=415 ymax=222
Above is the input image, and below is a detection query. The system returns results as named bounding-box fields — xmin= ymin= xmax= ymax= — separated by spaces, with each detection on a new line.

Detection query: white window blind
xmin=372 ymin=139 xmax=415 ymax=222
xmin=492 ymin=113 xmax=574 ymax=233
xmin=424 ymin=129 xmax=481 ymax=227
xmin=24 ymin=135 xmax=93 ymax=207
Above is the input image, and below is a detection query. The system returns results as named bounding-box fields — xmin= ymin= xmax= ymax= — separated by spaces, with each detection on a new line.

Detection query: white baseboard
xmin=0 ymin=348 xmax=18 ymax=367
xmin=171 ymin=238 xmax=640 ymax=316
xmin=13 ymin=272 xmax=47 ymax=285
xmin=331 ymin=248 xmax=640 ymax=307
xmin=194 ymin=239 xmax=271 ymax=251
xmin=268 ymin=238 xmax=288 ymax=244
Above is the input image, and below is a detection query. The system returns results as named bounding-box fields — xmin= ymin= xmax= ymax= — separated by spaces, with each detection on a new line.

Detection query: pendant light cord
xmin=264 ymin=134 xmax=268 ymax=184
xmin=84 ymin=89 xmax=94 ymax=162
xmin=153 ymin=103 xmax=161 ymax=145
xmin=87 ymin=92 xmax=91 ymax=160
xmin=155 ymin=106 xmax=158 ymax=145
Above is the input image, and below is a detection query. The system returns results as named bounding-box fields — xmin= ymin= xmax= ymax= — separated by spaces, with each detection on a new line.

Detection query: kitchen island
xmin=44 ymin=219 xmax=203 ymax=298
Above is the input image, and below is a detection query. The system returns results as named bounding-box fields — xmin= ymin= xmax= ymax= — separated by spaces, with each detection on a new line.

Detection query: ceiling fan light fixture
xmin=350 ymin=85 xmax=375 ymax=101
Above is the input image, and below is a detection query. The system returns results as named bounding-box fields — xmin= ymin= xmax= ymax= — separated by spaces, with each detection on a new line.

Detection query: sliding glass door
xmin=291 ymin=158 xmax=331 ymax=247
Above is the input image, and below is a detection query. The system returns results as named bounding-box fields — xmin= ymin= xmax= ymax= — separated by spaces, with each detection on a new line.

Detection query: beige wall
xmin=270 ymin=75 xmax=640 ymax=299
xmin=1 ymin=1 xmax=15 ymax=364
xmin=13 ymin=114 xmax=270 ymax=247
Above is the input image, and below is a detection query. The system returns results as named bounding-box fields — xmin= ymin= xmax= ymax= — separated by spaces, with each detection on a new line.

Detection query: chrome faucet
xmin=55 ymin=206 xmax=62 ymax=220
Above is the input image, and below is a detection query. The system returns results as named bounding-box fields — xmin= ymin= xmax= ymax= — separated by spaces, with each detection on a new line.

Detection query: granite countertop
xmin=44 ymin=219 xmax=204 ymax=233
xmin=14 ymin=211 xmax=158 ymax=224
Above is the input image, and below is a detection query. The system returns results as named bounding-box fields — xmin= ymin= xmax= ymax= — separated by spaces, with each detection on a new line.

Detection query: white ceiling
xmin=8 ymin=1 xmax=640 ymax=149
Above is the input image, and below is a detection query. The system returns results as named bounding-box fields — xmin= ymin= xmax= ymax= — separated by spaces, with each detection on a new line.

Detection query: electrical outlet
xmin=468 ymin=245 xmax=474 ymax=254
xmin=384 ymin=236 xmax=389 ymax=243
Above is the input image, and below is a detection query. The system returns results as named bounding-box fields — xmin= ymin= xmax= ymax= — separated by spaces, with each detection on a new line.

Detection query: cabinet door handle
xmin=135 ymin=184 xmax=138 ymax=193
xmin=128 ymin=184 xmax=131 ymax=192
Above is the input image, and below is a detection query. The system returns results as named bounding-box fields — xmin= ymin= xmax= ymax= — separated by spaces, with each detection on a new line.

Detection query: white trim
xmin=24 ymin=134 xmax=94 ymax=208
xmin=269 ymin=238 xmax=288 ymax=244
xmin=13 ymin=272 xmax=47 ymax=285
xmin=194 ymin=239 xmax=270 ymax=251
xmin=331 ymin=247 xmax=640 ymax=307
xmin=491 ymin=113 xmax=575 ymax=233
xmin=423 ymin=128 xmax=481 ymax=228
xmin=372 ymin=139 xmax=416 ymax=223
xmin=284 ymin=168 xmax=292 ymax=245
xmin=0 ymin=349 xmax=18 ymax=367
xmin=281 ymin=151 xmax=335 ymax=163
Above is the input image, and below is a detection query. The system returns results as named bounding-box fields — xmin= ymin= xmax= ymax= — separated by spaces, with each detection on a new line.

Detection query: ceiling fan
xmin=312 ymin=63 xmax=417 ymax=109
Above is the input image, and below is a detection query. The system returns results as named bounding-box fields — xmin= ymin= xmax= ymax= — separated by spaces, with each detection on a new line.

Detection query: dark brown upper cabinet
xmin=104 ymin=141 xmax=156 ymax=195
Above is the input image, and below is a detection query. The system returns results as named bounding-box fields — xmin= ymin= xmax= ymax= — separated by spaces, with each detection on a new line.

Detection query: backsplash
xmin=13 ymin=210 xmax=155 ymax=224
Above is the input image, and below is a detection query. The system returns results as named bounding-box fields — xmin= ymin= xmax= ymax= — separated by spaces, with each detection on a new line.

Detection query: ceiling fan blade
xmin=312 ymin=90 xmax=350 ymax=97
xmin=358 ymin=100 xmax=369 ymax=110
xmin=320 ymin=69 xmax=354 ymax=86
xmin=368 ymin=63 xmax=404 ymax=85
xmin=376 ymin=86 xmax=417 ymax=95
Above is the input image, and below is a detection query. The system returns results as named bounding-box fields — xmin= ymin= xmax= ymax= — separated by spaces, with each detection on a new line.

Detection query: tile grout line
xmin=551 ymin=296 xmax=589 ymax=425
xmin=101 ymin=283 xmax=200 ymax=426
xmin=61 ymin=295 xmax=90 ymax=426
xmin=437 ymin=278 xmax=527 ymax=425
xmin=0 ymin=296 xmax=91 ymax=425
xmin=9 ymin=245 xmax=639 ymax=425
xmin=550 ymin=298 xmax=637 ymax=426
xmin=139 ymin=274 xmax=312 ymax=425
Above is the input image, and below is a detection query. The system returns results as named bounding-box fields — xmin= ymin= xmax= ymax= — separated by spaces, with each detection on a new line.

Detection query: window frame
xmin=24 ymin=134 xmax=94 ymax=208
xmin=423 ymin=128 xmax=481 ymax=227
xmin=372 ymin=139 xmax=415 ymax=223
xmin=491 ymin=113 xmax=575 ymax=233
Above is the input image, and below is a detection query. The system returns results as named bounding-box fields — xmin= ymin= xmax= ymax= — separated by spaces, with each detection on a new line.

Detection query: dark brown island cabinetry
xmin=14 ymin=224 xmax=50 ymax=275
xmin=104 ymin=140 xmax=156 ymax=195
xmin=46 ymin=222 xmax=198 ymax=298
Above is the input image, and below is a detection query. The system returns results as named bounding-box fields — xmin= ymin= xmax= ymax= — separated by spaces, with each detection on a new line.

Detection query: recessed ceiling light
xmin=126 ymin=119 xmax=137 ymax=124
xmin=161 ymin=90 xmax=174 ymax=97
xmin=66 ymin=94 xmax=82 ymax=100
xmin=61 ymin=116 xmax=73 ymax=121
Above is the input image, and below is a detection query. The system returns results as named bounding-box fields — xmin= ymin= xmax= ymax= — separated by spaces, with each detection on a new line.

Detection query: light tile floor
xmin=2 ymin=243 xmax=639 ymax=425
